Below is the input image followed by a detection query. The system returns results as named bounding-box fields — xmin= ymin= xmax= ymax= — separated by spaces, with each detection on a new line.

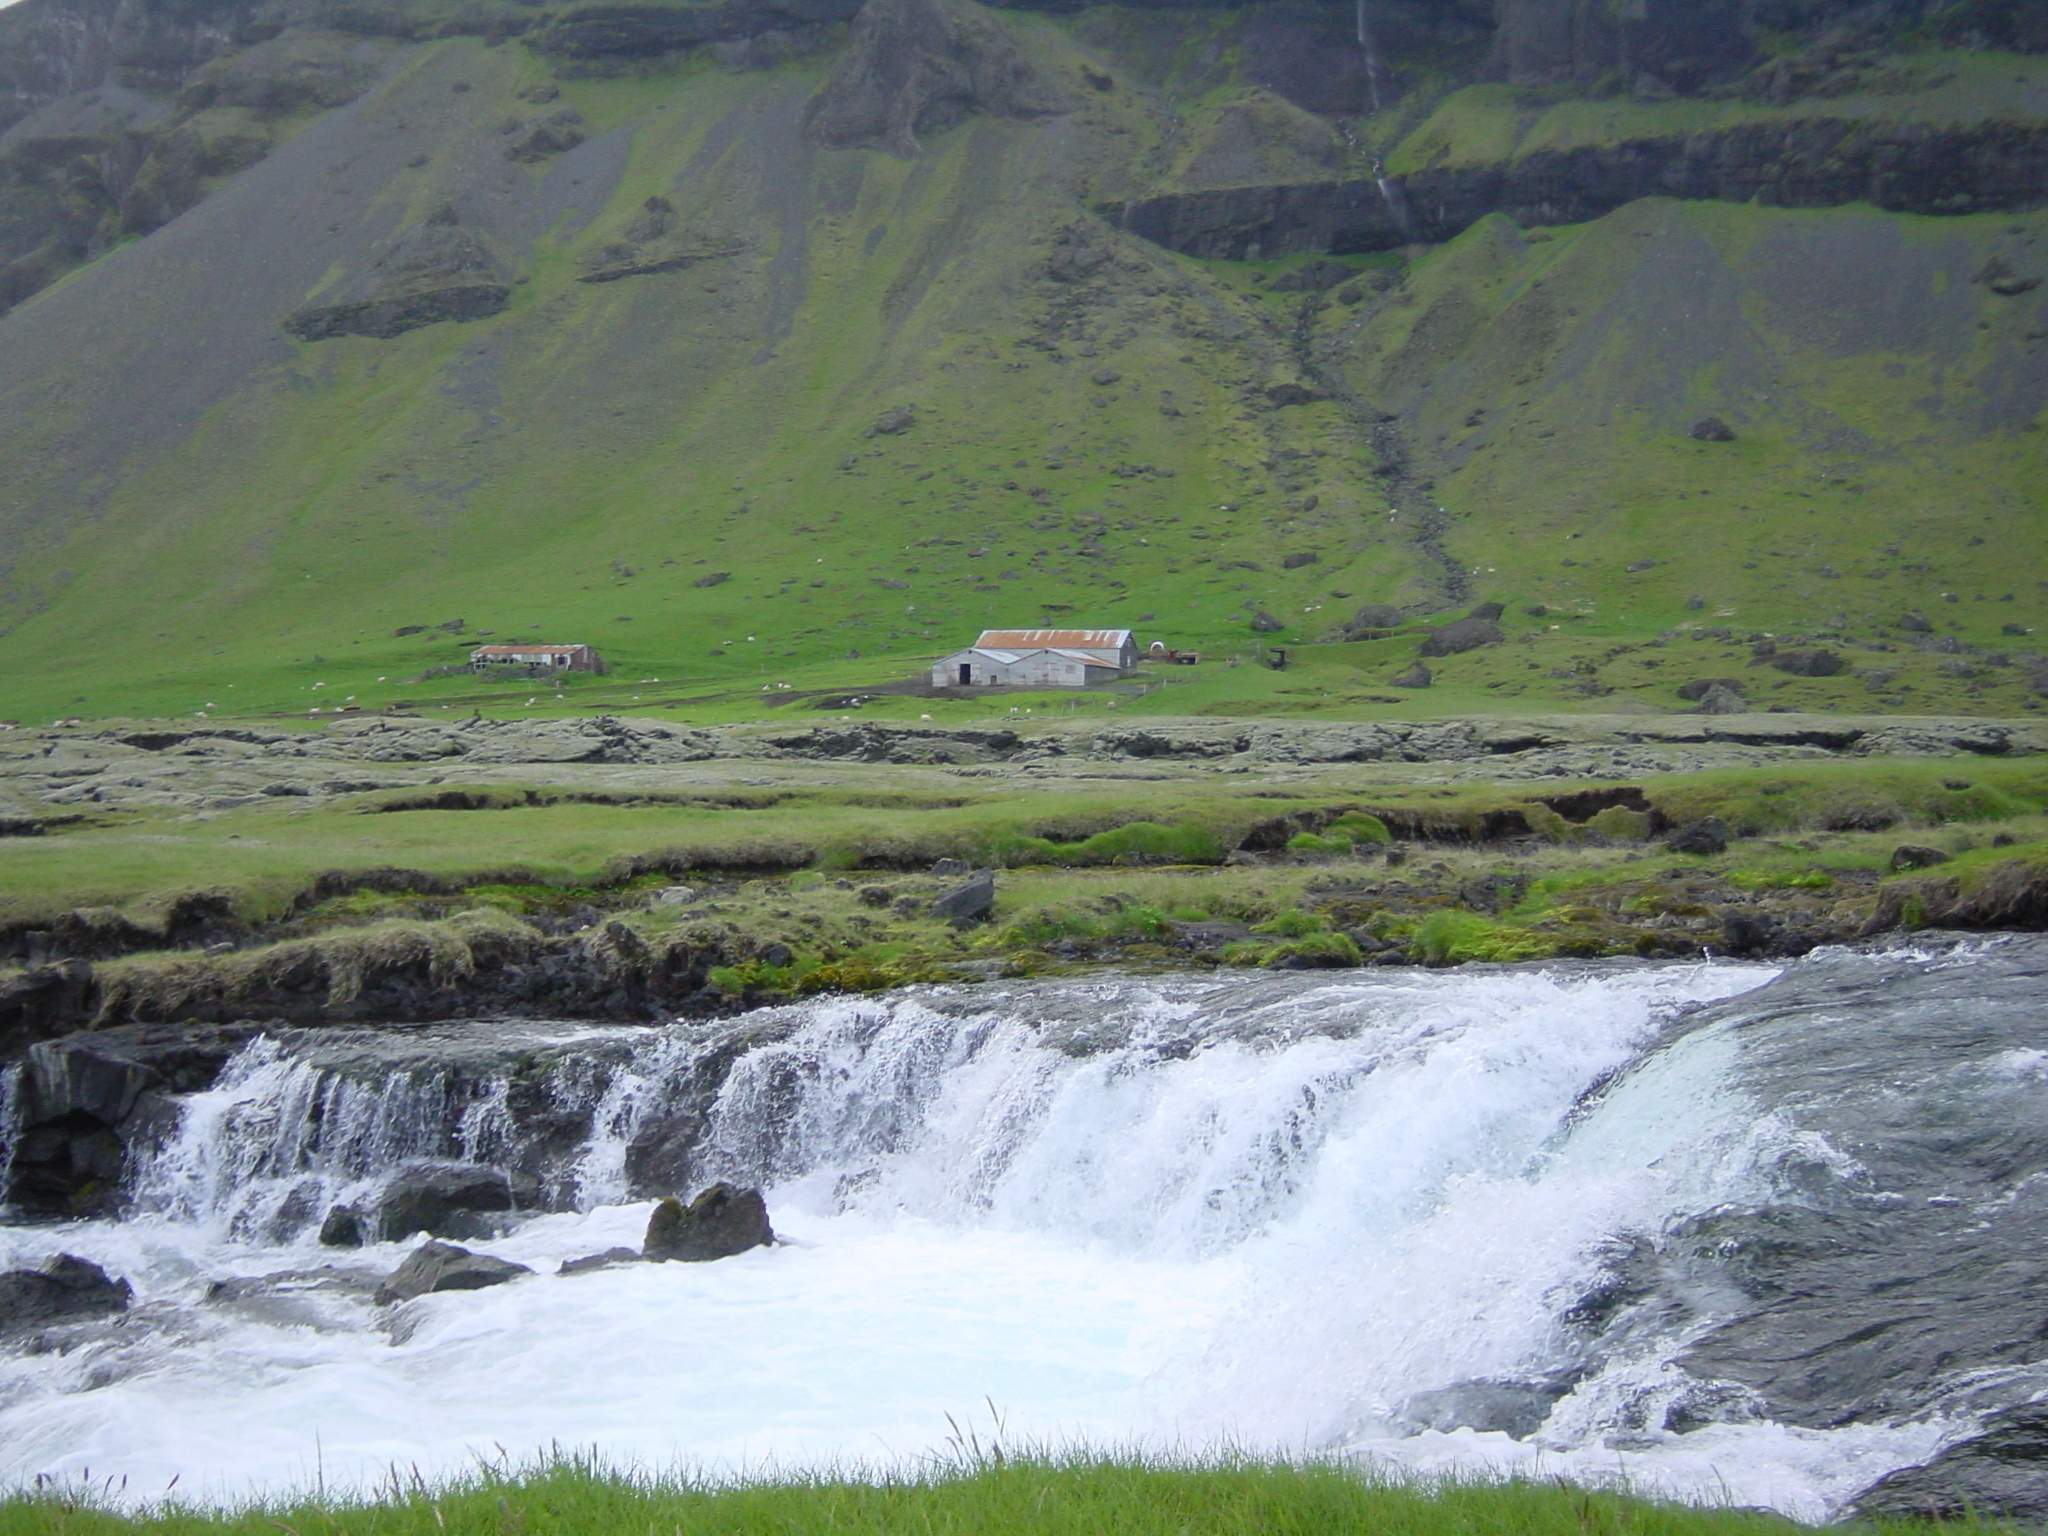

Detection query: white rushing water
xmin=0 ymin=963 xmax=1960 ymax=1515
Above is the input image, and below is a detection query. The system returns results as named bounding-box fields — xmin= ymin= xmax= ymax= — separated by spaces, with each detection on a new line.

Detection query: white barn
xmin=931 ymin=628 xmax=1138 ymax=689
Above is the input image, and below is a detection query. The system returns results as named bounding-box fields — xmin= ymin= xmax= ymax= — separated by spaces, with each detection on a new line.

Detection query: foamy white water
xmin=0 ymin=960 xmax=1973 ymax=1517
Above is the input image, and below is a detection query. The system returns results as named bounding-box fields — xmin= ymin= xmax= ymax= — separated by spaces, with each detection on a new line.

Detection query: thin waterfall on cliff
xmin=1355 ymin=0 xmax=1386 ymax=113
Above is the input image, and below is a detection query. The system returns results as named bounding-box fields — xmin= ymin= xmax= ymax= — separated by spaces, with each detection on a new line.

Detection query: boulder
xmin=1466 ymin=601 xmax=1505 ymax=621
xmin=643 ymin=1182 xmax=775 ymax=1262
xmin=1417 ymin=617 xmax=1503 ymax=657
xmin=1676 ymin=677 xmax=1745 ymax=702
xmin=1249 ymin=610 xmax=1285 ymax=633
xmin=1280 ymin=551 xmax=1319 ymax=569
xmin=1889 ymin=844 xmax=1951 ymax=872
xmin=1340 ymin=603 xmax=1405 ymax=638
xmin=1665 ymin=817 xmax=1731 ymax=857
xmin=0 ymin=1254 xmax=132 ymax=1334
xmin=931 ymin=871 xmax=995 ymax=925
xmin=1765 ymin=648 xmax=1845 ymax=677
xmin=1899 ymin=612 xmax=1934 ymax=633
xmin=1691 ymin=684 xmax=1749 ymax=715
xmin=1390 ymin=662 xmax=1432 ymax=688
xmin=1689 ymin=416 xmax=1737 ymax=441
xmin=865 ymin=405 xmax=915 ymax=436
xmin=374 ymin=1161 xmax=537 ymax=1241
xmin=375 ymin=1241 xmax=532 ymax=1305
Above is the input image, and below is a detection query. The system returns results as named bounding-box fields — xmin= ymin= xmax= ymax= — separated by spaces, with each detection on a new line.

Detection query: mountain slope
xmin=0 ymin=0 xmax=2039 ymax=724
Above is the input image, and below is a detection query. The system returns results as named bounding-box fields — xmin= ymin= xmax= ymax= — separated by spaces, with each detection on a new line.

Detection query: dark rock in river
xmin=318 ymin=1203 xmax=367 ymax=1247
xmin=643 ymin=1182 xmax=774 ymax=1262
xmin=1395 ymin=1374 xmax=1578 ymax=1439
xmin=376 ymin=1241 xmax=532 ymax=1304
xmin=559 ymin=1247 xmax=643 ymax=1276
xmin=0 ymin=1253 xmax=132 ymax=1334
xmin=375 ymin=1161 xmax=539 ymax=1241
xmin=1852 ymin=1403 xmax=2048 ymax=1525
xmin=1564 ymin=940 xmax=2048 ymax=1441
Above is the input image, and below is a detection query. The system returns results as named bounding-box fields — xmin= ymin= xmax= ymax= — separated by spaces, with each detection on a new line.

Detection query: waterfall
xmin=0 ymin=1061 xmax=19 ymax=1213
xmin=130 ymin=1036 xmax=525 ymax=1242
xmin=4 ymin=948 xmax=2028 ymax=1513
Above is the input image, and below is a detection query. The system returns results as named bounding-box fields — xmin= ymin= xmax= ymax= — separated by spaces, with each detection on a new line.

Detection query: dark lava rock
xmin=1851 ymin=1404 xmax=2048 ymax=1524
xmin=643 ymin=1182 xmax=774 ymax=1262
xmin=1689 ymin=416 xmax=1738 ymax=441
xmin=0 ymin=1254 xmax=132 ymax=1334
xmin=693 ymin=570 xmax=731 ymax=587
xmin=864 ymin=405 xmax=915 ymax=436
xmin=1676 ymin=677 xmax=1745 ymax=702
xmin=1625 ymin=558 xmax=1657 ymax=573
xmin=931 ymin=871 xmax=995 ymax=925
xmin=1899 ymin=612 xmax=1934 ymax=632
xmin=1390 ymin=662 xmax=1432 ymax=689
xmin=1280 ymin=551 xmax=1319 ymax=569
xmin=1466 ymin=601 xmax=1506 ymax=621
xmin=1417 ymin=616 xmax=1503 ymax=657
xmin=1889 ymin=844 xmax=1952 ymax=872
xmin=930 ymin=857 xmax=971 ymax=877
xmin=1664 ymin=817 xmax=1730 ymax=856
xmin=375 ymin=1161 xmax=538 ymax=1241
xmin=375 ymin=1241 xmax=532 ymax=1305
xmin=1765 ymin=648 xmax=1845 ymax=677
xmin=1249 ymin=610 xmax=1285 ymax=634
xmin=318 ymin=1203 xmax=367 ymax=1248
xmin=803 ymin=0 xmax=1063 ymax=157
xmin=559 ymin=1247 xmax=643 ymax=1276
xmin=1395 ymin=1375 xmax=1577 ymax=1439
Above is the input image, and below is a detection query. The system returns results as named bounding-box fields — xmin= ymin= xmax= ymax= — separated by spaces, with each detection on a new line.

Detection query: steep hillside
xmin=0 ymin=0 xmax=2040 ymax=725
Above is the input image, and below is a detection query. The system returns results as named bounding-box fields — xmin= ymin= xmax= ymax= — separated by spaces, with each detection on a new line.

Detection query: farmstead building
xmin=931 ymin=629 xmax=1138 ymax=688
xmin=470 ymin=644 xmax=604 ymax=673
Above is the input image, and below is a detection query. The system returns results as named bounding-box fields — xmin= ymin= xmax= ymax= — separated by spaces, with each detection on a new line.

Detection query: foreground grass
xmin=0 ymin=1457 xmax=1965 ymax=1536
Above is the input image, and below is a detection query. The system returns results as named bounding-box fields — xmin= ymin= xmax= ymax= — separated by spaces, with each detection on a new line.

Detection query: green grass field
xmin=0 ymin=1455 xmax=1988 ymax=1536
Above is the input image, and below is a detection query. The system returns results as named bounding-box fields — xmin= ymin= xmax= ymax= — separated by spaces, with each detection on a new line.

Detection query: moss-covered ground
xmin=7 ymin=757 xmax=2045 ymax=1020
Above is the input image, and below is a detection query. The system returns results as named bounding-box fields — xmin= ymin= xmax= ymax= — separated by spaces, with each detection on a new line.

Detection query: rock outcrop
xmin=803 ymin=0 xmax=1063 ymax=156
xmin=285 ymin=207 xmax=510 ymax=342
xmin=1110 ymin=119 xmax=2048 ymax=260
